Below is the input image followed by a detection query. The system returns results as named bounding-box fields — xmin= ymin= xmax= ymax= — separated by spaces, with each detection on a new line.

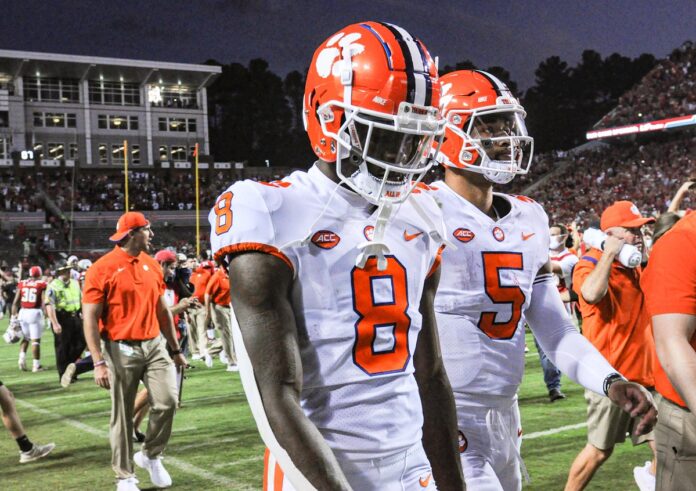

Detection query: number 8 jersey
xmin=430 ymin=181 xmax=551 ymax=403
xmin=209 ymin=165 xmax=444 ymax=461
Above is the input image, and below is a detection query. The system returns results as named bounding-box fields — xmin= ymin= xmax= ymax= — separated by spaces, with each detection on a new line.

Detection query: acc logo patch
xmin=492 ymin=226 xmax=505 ymax=242
xmin=363 ymin=225 xmax=374 ymax=241
xmin=311 ymin=230 xmax=340 ymax=249
xmin=453 ymin=228 xmax=475 ymax=243
xmin=458 ymin=430 xmax=468 ymax=453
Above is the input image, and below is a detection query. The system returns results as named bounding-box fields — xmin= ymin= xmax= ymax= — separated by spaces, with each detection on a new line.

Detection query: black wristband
xmin=603 ymin=373 xmax=626 ymax=396
xmin=170 ymin=349 xmax=182 ymax=356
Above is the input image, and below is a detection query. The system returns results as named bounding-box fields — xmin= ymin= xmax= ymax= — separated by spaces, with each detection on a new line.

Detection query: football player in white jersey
xmin=430 ymin=69 xmax=657 ymax=490
xmin=209 ymin=22 xmax=463 ymax=491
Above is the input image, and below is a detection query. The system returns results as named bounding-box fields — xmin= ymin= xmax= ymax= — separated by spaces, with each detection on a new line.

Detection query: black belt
xmin=58 ymin=310 xmax=80 ymax=317
xmin=112 ymin=338 xmax=156 ymax=346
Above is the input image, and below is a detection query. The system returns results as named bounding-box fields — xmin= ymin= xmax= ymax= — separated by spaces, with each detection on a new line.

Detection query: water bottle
xmin=582 ymin=228 xmax=642 ymax=268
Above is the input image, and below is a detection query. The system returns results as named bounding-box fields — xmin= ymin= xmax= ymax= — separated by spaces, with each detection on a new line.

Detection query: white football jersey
xmin=550 ymin=248 xmax=579 ymax=294
xmin=210 ymin=165 xmax=443 ymax=460
xmin=430 ymin=181 xmax=550 ymax=404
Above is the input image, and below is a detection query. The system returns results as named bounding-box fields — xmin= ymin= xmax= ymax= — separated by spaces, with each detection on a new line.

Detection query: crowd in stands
xmin=3 ymin=137 xmax=692 ymax=237
xmin=12 ymin=169 xmax=291 ymax=214
xmin=524 ymin=136 xmax=695 ymax=227
xmin=0 ymin=173 xmax=45 ymax=212
xmin=595 ymin=41 xmax=695 ymax=129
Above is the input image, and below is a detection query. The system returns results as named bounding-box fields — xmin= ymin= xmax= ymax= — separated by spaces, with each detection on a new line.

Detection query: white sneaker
xmin=204 ymin=353 xmax=213 ymax=368
xmin=191 ymin=353 xmax=202 ymax=361
xmin=134 ymin=451 xmax=172 ymax=488
xmin=633 ymin=460 xmax=655 ymax=491
xmin=219 ymin=351 xmax=229 ymax=365
xmin=61 ymin=363 xmax=77 ymax=388
xmin=116 ymin=477 xmax=140 ymax=490
xmin=226 ymin=364 xmax=239 ymax=372
xmin=32 ymin=364 xmax=44 ymax=373
xmin=18 ymin=357 xmax=27 ymax=371
xmin=19 ymin=442 xmax=55 ymax=463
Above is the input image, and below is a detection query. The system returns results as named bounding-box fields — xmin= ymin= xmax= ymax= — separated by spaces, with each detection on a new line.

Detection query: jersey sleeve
xmin=572 ymin=252 xmax=597 ymax=298
xmin=520 ymin=196 xmax=552 ymax=272
xmin=642 ymin=219 xmax=696 ymax=316
xmin=208 ymin=181 xmax=295 ymax=272
xmin=82 ymin=265 xmax=106 ymax=304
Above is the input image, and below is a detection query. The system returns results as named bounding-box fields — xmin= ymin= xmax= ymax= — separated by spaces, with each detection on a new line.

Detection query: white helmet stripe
xmin=413 ymin=73 xmax=427 ymax=106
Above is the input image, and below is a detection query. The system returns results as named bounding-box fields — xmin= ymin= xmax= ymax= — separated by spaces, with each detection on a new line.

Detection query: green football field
xmin=0 ymin=320 xmax=652 ymax=490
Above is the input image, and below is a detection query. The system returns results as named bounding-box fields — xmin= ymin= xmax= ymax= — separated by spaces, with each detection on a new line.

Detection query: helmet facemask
xmin=319 ymin=100 xmax=444 ymax=205
xmin=446 ymin=102 xmax=533 ymax=184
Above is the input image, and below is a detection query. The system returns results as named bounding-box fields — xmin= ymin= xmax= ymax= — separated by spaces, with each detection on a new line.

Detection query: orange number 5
xmin=351 ymin=256 xmax=411 ymax=375
xmin=478 ymin=252 xmax=526 ymax=340
xmin=214 ymin=191 xmax=233 ymax=235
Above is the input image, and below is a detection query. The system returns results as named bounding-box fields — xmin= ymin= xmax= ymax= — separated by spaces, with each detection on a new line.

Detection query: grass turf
xmin=0 ymin=321 xmax=652 ymax=490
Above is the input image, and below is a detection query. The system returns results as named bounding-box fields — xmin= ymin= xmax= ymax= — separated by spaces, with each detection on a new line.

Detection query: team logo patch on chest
xmin=311 ymin=230 xmax=341 ymax=249
xmin=453 ymin=228 xmax=475 ymax=243
xmin=492 ymin=226 xmax=505 ymax=242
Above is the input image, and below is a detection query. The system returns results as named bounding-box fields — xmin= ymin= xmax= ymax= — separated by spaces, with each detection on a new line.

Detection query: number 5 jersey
xmin=209 ymin=165 xmax=444 ymax=461
xmin=430 ymin=181 xmax=551 ymax=405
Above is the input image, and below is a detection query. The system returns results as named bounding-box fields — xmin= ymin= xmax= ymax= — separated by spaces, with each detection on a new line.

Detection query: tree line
xmin=204 ymin=50 xmax=657 ymax=167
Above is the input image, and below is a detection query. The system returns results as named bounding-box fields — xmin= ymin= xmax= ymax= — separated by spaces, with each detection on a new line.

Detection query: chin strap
xmin=407 ymin=192 xmax=458 ymax=251
xmin=355 ymin=201 xmax=393 ymax=271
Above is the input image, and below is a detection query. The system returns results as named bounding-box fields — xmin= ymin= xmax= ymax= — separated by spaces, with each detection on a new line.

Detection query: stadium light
xmin=586 ymin=114 xmax=696 ymax=140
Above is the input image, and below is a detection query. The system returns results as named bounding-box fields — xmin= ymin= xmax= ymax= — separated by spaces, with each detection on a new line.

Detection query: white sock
xmin=207 ymin=329 xmax=215 ymax=340
xmin=19 ymin=352 xmax=26 ymax=361
xmin=33 ymin=359 xmax=40 ymax=368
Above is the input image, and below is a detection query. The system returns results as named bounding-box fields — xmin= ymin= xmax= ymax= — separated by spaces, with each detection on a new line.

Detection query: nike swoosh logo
xmin=117 ymin=267 xmax=125 ymax=273
xmin=522 ymin=232 xmax=536 ymax=241
xmin=403 ymin=230 xmax=424 ymax=242
xmin=419 ymin=473 xmax=432 ymax=488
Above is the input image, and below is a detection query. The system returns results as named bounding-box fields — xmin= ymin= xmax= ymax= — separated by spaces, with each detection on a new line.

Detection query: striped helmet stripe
xmin=379 ymin=22 xmax=432 ymax=106
xmin=475 ymin=70 xmax=507 ymax=96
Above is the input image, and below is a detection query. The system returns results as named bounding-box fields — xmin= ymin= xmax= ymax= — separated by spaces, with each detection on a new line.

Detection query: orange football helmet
xmin=436 ymin=70 xmax=533 ymax=184
xmin=303 ymin=21 xmax=444 ymax=204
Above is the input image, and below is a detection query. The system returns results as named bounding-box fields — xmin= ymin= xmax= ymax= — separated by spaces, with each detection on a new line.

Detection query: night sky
xmin=1 ymin=0 xmax=693 ymax=89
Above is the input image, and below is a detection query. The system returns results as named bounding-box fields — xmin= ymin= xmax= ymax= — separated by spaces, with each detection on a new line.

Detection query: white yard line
xmin=523 ymin=422 xmax=587 ymax=440
xmin=15 ymin=398 xmax=253 ymax=489
xmin=213 ymin=455 xmax=265 ymax=469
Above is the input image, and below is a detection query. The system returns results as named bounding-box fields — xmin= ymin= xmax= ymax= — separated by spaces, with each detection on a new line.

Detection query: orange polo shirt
xmin=642 ymin=212 xmax=696 ymax=408
xmin=83 ymin=246 xmax=165 ymax=341
xmin=205 ymin=268 xmax=230 ymax=306
xmin=573 ymin=248 xmax=654 ymax=386
xmin=190 ymin=266 xmax=213 ymax=303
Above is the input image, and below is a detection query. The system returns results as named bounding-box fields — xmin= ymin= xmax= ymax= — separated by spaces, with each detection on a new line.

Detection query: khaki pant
xmin=585 ymin=389 xmax=654 ymax=450
xmin=103 ymin=337 xmax=178 ymax=479
xmin=187 ymin=306 xmax=209 ymax=356
xmin=655 ymin=393 xmax=696 ymax=491
xmin=211 ymin=303 xmax=236 ymax=365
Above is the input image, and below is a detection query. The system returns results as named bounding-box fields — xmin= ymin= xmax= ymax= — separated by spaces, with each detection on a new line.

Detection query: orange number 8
xmin=214 ymin=191 xmax=233 ymax=235
xmin=351 ymin=256 xmax=411 ymax=375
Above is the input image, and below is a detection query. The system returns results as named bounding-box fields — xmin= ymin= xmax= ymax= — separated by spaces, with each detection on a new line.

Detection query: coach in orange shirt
xmin=566 ymin=201 xmax=657 ymax=491
xmin=642 ymin=211 xmax=696 ymax=489
xmin=82 ymin=212 xmax=186 ymax=491
xmin=204 ymin=262 xmax=237 ymax=371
